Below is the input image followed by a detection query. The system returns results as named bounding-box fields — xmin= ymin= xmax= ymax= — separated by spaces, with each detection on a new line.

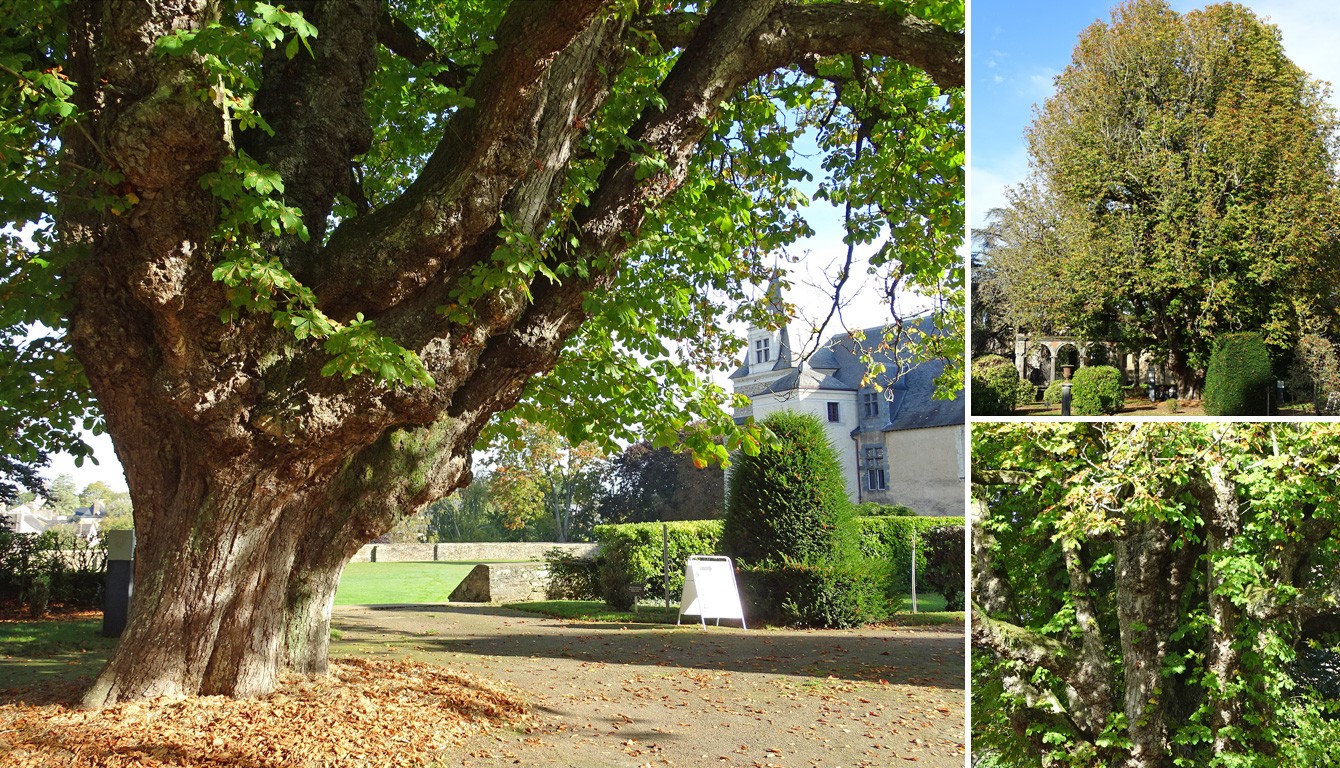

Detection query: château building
xmin=729 ymin=292 xmax=965 ymax=517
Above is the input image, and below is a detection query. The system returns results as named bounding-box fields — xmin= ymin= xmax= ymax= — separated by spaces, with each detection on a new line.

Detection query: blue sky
xmin=970 ymin=0 xmax=1340 ymax=233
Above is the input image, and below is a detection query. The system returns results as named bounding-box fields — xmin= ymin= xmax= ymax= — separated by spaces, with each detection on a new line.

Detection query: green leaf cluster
xmin=973 ymin=422 xmax=1340 ymax=767
xmin=156 ymin=0 xmax=318 ymax=135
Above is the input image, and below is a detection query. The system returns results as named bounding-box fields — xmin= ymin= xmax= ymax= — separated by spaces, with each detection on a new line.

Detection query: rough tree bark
xmin=1113 ymin=521 xmax=1197 ymax=768
xmin=55 ymin=0 xmax=962 ymax=706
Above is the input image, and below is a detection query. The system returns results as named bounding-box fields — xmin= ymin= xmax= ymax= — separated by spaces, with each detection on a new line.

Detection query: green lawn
xmin=334 ymin=561 xmax=480 ymax=605
xmin=0 ymin=618 xmax=116 ymax=690
xmin=896 ymin=591 xmax=948 ymax=612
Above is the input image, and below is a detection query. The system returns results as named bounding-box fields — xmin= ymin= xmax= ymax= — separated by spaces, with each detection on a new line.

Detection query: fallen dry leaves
xmin=0 ymin=656 xmax=528 ymax=767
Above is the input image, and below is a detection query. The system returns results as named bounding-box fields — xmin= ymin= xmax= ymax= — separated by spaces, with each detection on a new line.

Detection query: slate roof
xmin=732 ymin=316 xmax=964 ymax=431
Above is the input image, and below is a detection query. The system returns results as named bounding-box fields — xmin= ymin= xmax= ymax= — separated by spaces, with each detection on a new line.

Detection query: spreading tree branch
xmin=375 ymin=9 xmax=470 ymax=90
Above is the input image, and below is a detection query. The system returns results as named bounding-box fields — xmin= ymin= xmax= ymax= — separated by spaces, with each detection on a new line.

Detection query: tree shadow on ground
xmin=366 ymin=602 xmax=535 ymax=619
xmin=332 ymin=606 xmax=963 ymax=690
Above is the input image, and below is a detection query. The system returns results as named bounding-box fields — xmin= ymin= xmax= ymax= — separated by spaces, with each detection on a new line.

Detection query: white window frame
xmin=754 ymin=337 xmax=771 ymax=364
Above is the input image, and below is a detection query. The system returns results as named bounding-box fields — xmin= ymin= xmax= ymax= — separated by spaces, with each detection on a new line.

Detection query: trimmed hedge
xmin=1204 ymin=332 xmax=1273 ymax=416
xmin=738 ymin=559 xmax=891 ymax=629
xmin=589 ymin=515 xmax=964 ymax=618
xmin=853 ymin=502 xmax=916 ymax=517
xmin=1071 ymin=365 xmax=1124 ymax=415
xmin=543 ymin=547 xmax=601 ymax=600
xmin=591 ymin=520 xmax=723 ymax=609
xmin=0 ymin=530 xmax=104 ymax=616
xmin=921 ymin=524 xmax=965 ymax=611
xmin=855 ymin=515 xmax=965 ymax=595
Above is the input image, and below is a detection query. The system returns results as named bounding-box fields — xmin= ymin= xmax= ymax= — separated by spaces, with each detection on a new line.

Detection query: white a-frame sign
xmin=677 ymin=555 xmax=747 ymax=629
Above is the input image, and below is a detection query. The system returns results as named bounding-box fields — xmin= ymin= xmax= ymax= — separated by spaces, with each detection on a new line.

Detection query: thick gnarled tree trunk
xmin=54 ymin=0 xmax=962 ymax=706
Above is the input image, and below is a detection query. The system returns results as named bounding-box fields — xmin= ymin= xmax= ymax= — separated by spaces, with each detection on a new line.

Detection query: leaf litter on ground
xmin=0 ymin=656 xmax=528 ymax=767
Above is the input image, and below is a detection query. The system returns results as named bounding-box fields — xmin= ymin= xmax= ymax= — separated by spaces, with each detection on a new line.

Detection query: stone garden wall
xmin=349 ymin=541 xmax=597 ymax=563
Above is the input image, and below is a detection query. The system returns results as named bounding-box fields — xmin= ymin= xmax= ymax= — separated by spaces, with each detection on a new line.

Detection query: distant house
xmin=729 ymin=287 xmax=965 ymax=517
xmin=1 ymin=500 xmax=104 ymax=539
xmin=2 ymin=502 xmax=53 ymax=534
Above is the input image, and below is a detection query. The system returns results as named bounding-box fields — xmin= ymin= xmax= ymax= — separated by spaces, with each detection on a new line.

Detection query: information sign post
xmin=677 ymin=555 xmax=746 ymax=630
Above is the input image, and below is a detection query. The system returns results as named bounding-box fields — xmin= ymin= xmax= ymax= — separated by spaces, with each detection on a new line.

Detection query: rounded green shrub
xmin=722 ymin=411 xmax=854 ymax=566
xmin=1204 ymin=332 xmax=1272 ymax=416
xmin=1042 ymin=380 xmax=1064 ymax=405
xmin=1070 ymin=365 xmax=1124 ymax=415
xmin=972 ymin=355 xmax=1029 ymax=415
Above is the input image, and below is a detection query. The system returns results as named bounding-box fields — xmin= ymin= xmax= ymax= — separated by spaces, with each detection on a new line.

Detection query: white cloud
xmin=1025 ymin=69 xmax=1060 ymax=101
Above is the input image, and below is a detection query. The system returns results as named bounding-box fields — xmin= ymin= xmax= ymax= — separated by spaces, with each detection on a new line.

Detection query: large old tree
xmin=0 ymin=0 xmax=962 ymax=704
xmin=980 ymin=0 xmax=1340 ymax=393
xmin=972 ymin=423 xmax=1340 ymax=768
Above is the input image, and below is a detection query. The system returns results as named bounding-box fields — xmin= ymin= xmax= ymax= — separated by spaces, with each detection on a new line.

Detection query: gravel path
xmin=331 ymin=605 xmax=965 ymax=768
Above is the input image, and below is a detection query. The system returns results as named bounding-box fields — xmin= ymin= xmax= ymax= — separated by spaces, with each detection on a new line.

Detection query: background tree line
xmin=6 ymin=475 xmax=134 ymax=530
xmin=383 ymin=420 xmax=725 ymax=545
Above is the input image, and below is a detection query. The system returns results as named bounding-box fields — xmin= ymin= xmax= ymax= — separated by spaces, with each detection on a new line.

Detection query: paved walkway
xmin=331 ymin=605 xmax=965 ymax=767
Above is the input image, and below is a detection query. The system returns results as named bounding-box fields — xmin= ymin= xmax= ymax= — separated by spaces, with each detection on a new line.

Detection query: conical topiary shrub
xmin=1203 ymin=332 xmax=1272 ymax=416
xmin=721 ymin=411 xmax=886 ymax=628
xmin=721 ymin=410 xmax=854 ymax=566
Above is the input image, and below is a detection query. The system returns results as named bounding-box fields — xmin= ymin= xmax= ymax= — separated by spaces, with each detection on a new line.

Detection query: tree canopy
xmin=596 ymin=439 xmax=724 ymax=524
xmin=977 ymin=0 xmax=1340 ymax=390
xmin=0 ymin=0 xmax=962 ymax=705
xmin=973 ymin=422 xmax=1340 ymax=768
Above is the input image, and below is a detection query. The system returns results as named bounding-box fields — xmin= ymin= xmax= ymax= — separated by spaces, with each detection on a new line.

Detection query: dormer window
xmin=754 ymin=338 xmax=771 ymax=364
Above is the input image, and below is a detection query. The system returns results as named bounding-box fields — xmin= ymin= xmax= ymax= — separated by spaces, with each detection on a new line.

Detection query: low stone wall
xmin=349 ymin=541 xmax=597 ymax=563
xmin=448 ymin=562 xmax=551 ymax=603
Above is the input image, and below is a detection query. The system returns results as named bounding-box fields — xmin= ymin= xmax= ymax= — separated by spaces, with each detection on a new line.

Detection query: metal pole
xmin=911 ymin=527 xmax=918 ymax=614
xmin=663 ymin=522 xmax=670 ymax=612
